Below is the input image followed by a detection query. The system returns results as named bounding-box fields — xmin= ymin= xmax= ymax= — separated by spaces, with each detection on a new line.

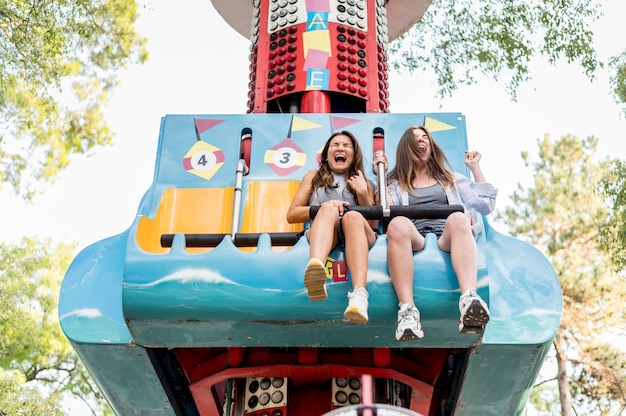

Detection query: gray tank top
xmin=309 ymin=172 xmax=356 ymax=205
xmin=408 ymin=183 xmax=448 ymax=233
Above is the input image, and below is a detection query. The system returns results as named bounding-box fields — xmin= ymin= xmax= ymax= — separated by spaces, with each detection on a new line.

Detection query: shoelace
xmin=398 ymin=307 xmax=415 ymax=323
xmin=460 ymin=290 xmax=478 ymax=308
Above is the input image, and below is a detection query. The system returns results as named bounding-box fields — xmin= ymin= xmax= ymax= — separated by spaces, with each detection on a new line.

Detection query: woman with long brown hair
xmin=287 ymin=131 xmax=378 ymax=323
xmin=375 ymin=126 xmax=498 ymax=341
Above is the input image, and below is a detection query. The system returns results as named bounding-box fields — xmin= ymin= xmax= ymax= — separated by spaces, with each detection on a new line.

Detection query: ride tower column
xmin=212 ymin=0 xmax=433 ymax=113
xmin=243 ymin=0 xmax=392 ymax=114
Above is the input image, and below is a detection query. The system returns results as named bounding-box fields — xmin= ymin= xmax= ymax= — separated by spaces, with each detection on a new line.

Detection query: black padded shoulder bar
xmin=161 ymin=233 xmax=226 ymax=248
xmin=160 ymin=232 xmax=303 ymax=248
xmin=388 ymin=204 xmax=464 ymax=219
xmin=160 ymin=205 xmax=464 ymax=248
xmin=308 ymin=204 xmax=464 ymax=220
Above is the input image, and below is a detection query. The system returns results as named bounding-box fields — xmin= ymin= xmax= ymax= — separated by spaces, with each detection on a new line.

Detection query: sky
xmin=2 ymin=0 xmax=626 ymax=249
xmin=2 ymin=1 xmax=625 ymax=414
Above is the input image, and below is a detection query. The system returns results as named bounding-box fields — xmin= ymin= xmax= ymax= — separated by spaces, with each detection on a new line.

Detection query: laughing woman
xmin=286 ymin=131 xmax=378 ymax=323
xmin=374 ymin=126 xmax=498 ymax=341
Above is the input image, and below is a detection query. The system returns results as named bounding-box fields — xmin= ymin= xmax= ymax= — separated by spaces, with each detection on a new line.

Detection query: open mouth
xmin=334 ymin=154 xmax=347 ymax=162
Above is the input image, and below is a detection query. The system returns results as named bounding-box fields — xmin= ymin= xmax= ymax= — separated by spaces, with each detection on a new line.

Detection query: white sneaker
xmin=343 ymin=288 xmax=369 ymax=323
xmin=304 ymin=258 xmax=327 ymax=301
xmin=459 ymin=289 xmax=490 ymax=334
xmin=395 ymin=303 xmax=424 ymax=341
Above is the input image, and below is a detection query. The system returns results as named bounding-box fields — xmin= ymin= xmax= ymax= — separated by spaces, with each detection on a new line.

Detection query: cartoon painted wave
xmin=60 ymin=308 xmax=132 ymax=344
xmin=128 ymin=268 xmax=242 ymax=288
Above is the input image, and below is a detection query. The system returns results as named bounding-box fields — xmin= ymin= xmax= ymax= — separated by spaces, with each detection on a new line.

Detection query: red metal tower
xmin=211 ymin=0 xmax=432 ymax=114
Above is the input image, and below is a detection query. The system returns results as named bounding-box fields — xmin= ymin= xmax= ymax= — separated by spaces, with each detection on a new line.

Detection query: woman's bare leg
xmin=386 ymin=216 xmax=425 ymax=305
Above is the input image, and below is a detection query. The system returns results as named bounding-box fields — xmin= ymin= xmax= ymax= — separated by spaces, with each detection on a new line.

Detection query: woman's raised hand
xmin=464 ymin=150 xmax=482 ymax=167
xmin=347 ymin=169 xmax=368 ymax=195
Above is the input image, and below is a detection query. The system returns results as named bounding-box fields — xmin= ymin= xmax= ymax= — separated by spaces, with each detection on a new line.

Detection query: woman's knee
xmin=341 ymin=211 xmax=373 ymax=241
xmin=316 ymin=204 xmax=340 ymax=222
xmin=386 ymin=217 xmax=413 ymax=241
xmin=341 ymin=210 xmax=363 ymax=227
xmin=445 ymin=212 xmax=471 ymax=234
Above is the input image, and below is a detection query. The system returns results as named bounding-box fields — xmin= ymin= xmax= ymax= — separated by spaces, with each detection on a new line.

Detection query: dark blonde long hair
xmin=387 ymin=126 xmax=455 ymax=194
xmin=310 ymin=130 xmax=365 ymax=201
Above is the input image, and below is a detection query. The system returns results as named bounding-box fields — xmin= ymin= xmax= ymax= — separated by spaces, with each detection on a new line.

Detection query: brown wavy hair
xmin=310 ymin=130 xmax=365 ymax=202
xmin=387 ymin=126 xmax=455 ymax=194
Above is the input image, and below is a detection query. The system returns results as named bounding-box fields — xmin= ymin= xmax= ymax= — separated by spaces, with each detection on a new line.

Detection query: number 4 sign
xmin=183 ymin=141 xmax=225 ymax=181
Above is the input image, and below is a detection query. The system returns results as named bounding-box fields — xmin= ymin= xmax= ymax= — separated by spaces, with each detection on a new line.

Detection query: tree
xmin=609 ymin=52 xmax=626 ymax=117
xmin=390 ymin=0 xmax=626 ymax=116
xmin=597 ymin=158 xmax=626 ymax=273
xmin=0 ymin=369 xmax=63 ymax=416
xmin=1 ymin=4 xmax=147 ymax=411
xmin=499 ymin=135 xmax=626 ymax=415
xmin=0 ymin=238 xmax=112 ymax=415
xmin=389 ymin=0 xmax=600 ymax=100
xmin=0 ymin=0 xmax=148 ymax=199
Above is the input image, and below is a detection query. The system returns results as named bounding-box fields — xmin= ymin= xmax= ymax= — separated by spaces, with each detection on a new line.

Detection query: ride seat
xmin=136 ymin=187 xmax=234 ymax=254
xmin=239 ymin=180 xmax=303 ymax=251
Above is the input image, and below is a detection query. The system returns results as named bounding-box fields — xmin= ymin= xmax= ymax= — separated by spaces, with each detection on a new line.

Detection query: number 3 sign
xmin=264 ymin=138 xmax=306 ymax=176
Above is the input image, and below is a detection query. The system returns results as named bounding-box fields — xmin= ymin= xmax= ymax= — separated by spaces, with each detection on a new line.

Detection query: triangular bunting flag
xmin=330 ymin=116 xmax=361 ymax=132
xmin=291 ymin=116 xmax=323 ymax=132
xmin=194 ymin=118 xmax=225 ymax=135
xmin=424 ymin=116 xmax=456 ymax=133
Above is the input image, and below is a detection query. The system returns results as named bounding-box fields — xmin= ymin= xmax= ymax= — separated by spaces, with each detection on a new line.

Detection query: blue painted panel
xmin=59 ymin=233 xmax=132 ymax=344
xmin=144 ymin=113 xmax=469 ymax=188
xmin=59 ymin=112 xmax=560 ymax=350
xmin=114 ymin=112 xmax=559 ymax=348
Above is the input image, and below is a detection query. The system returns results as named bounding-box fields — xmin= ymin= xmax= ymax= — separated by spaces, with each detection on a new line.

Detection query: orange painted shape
xmin=240 ymin=181 xmax=303 ymax=251
xmin=136 ymin=187 xmax=234 ymax=253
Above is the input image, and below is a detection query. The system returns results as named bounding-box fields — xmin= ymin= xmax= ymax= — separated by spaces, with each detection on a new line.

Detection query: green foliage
xmin=499 ymin=134 xmax=626 ymax=414
xmin=596 ymin=158 xmax=626 ymax=273
xmin=1 ymin=2 xmax=144 ymax=410
xmin=527 ymin=379 xmax=560 ymax=415
xmin=570 ymin=341 xmax=626 ymax=413
xmin=0 ymin=369 xmax=64 ymax=415
xmin=609 ymin=51 xmax=626 ymax=117
xmin=389 ymin=0 xmax=600 ymax=99
xmin=0 ymin=0 xmax=148 ymax=199
xmin=0 ymin=238 xmax=112 ymax=415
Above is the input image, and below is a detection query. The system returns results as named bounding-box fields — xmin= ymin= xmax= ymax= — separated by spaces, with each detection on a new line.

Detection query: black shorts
xmin=338 ymin=215 xmax=380 ymax=245
xmin=415 ymin=224 xmax=445 ymax=238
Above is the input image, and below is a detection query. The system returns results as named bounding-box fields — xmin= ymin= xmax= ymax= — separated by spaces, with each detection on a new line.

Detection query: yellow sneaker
xmin=304 ymin=258 xmax=327 ymax=301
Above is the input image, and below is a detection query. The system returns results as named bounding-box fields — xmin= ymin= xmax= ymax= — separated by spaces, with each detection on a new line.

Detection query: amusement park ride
xmin=59 ymin=0 xmax=562 ymax=415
